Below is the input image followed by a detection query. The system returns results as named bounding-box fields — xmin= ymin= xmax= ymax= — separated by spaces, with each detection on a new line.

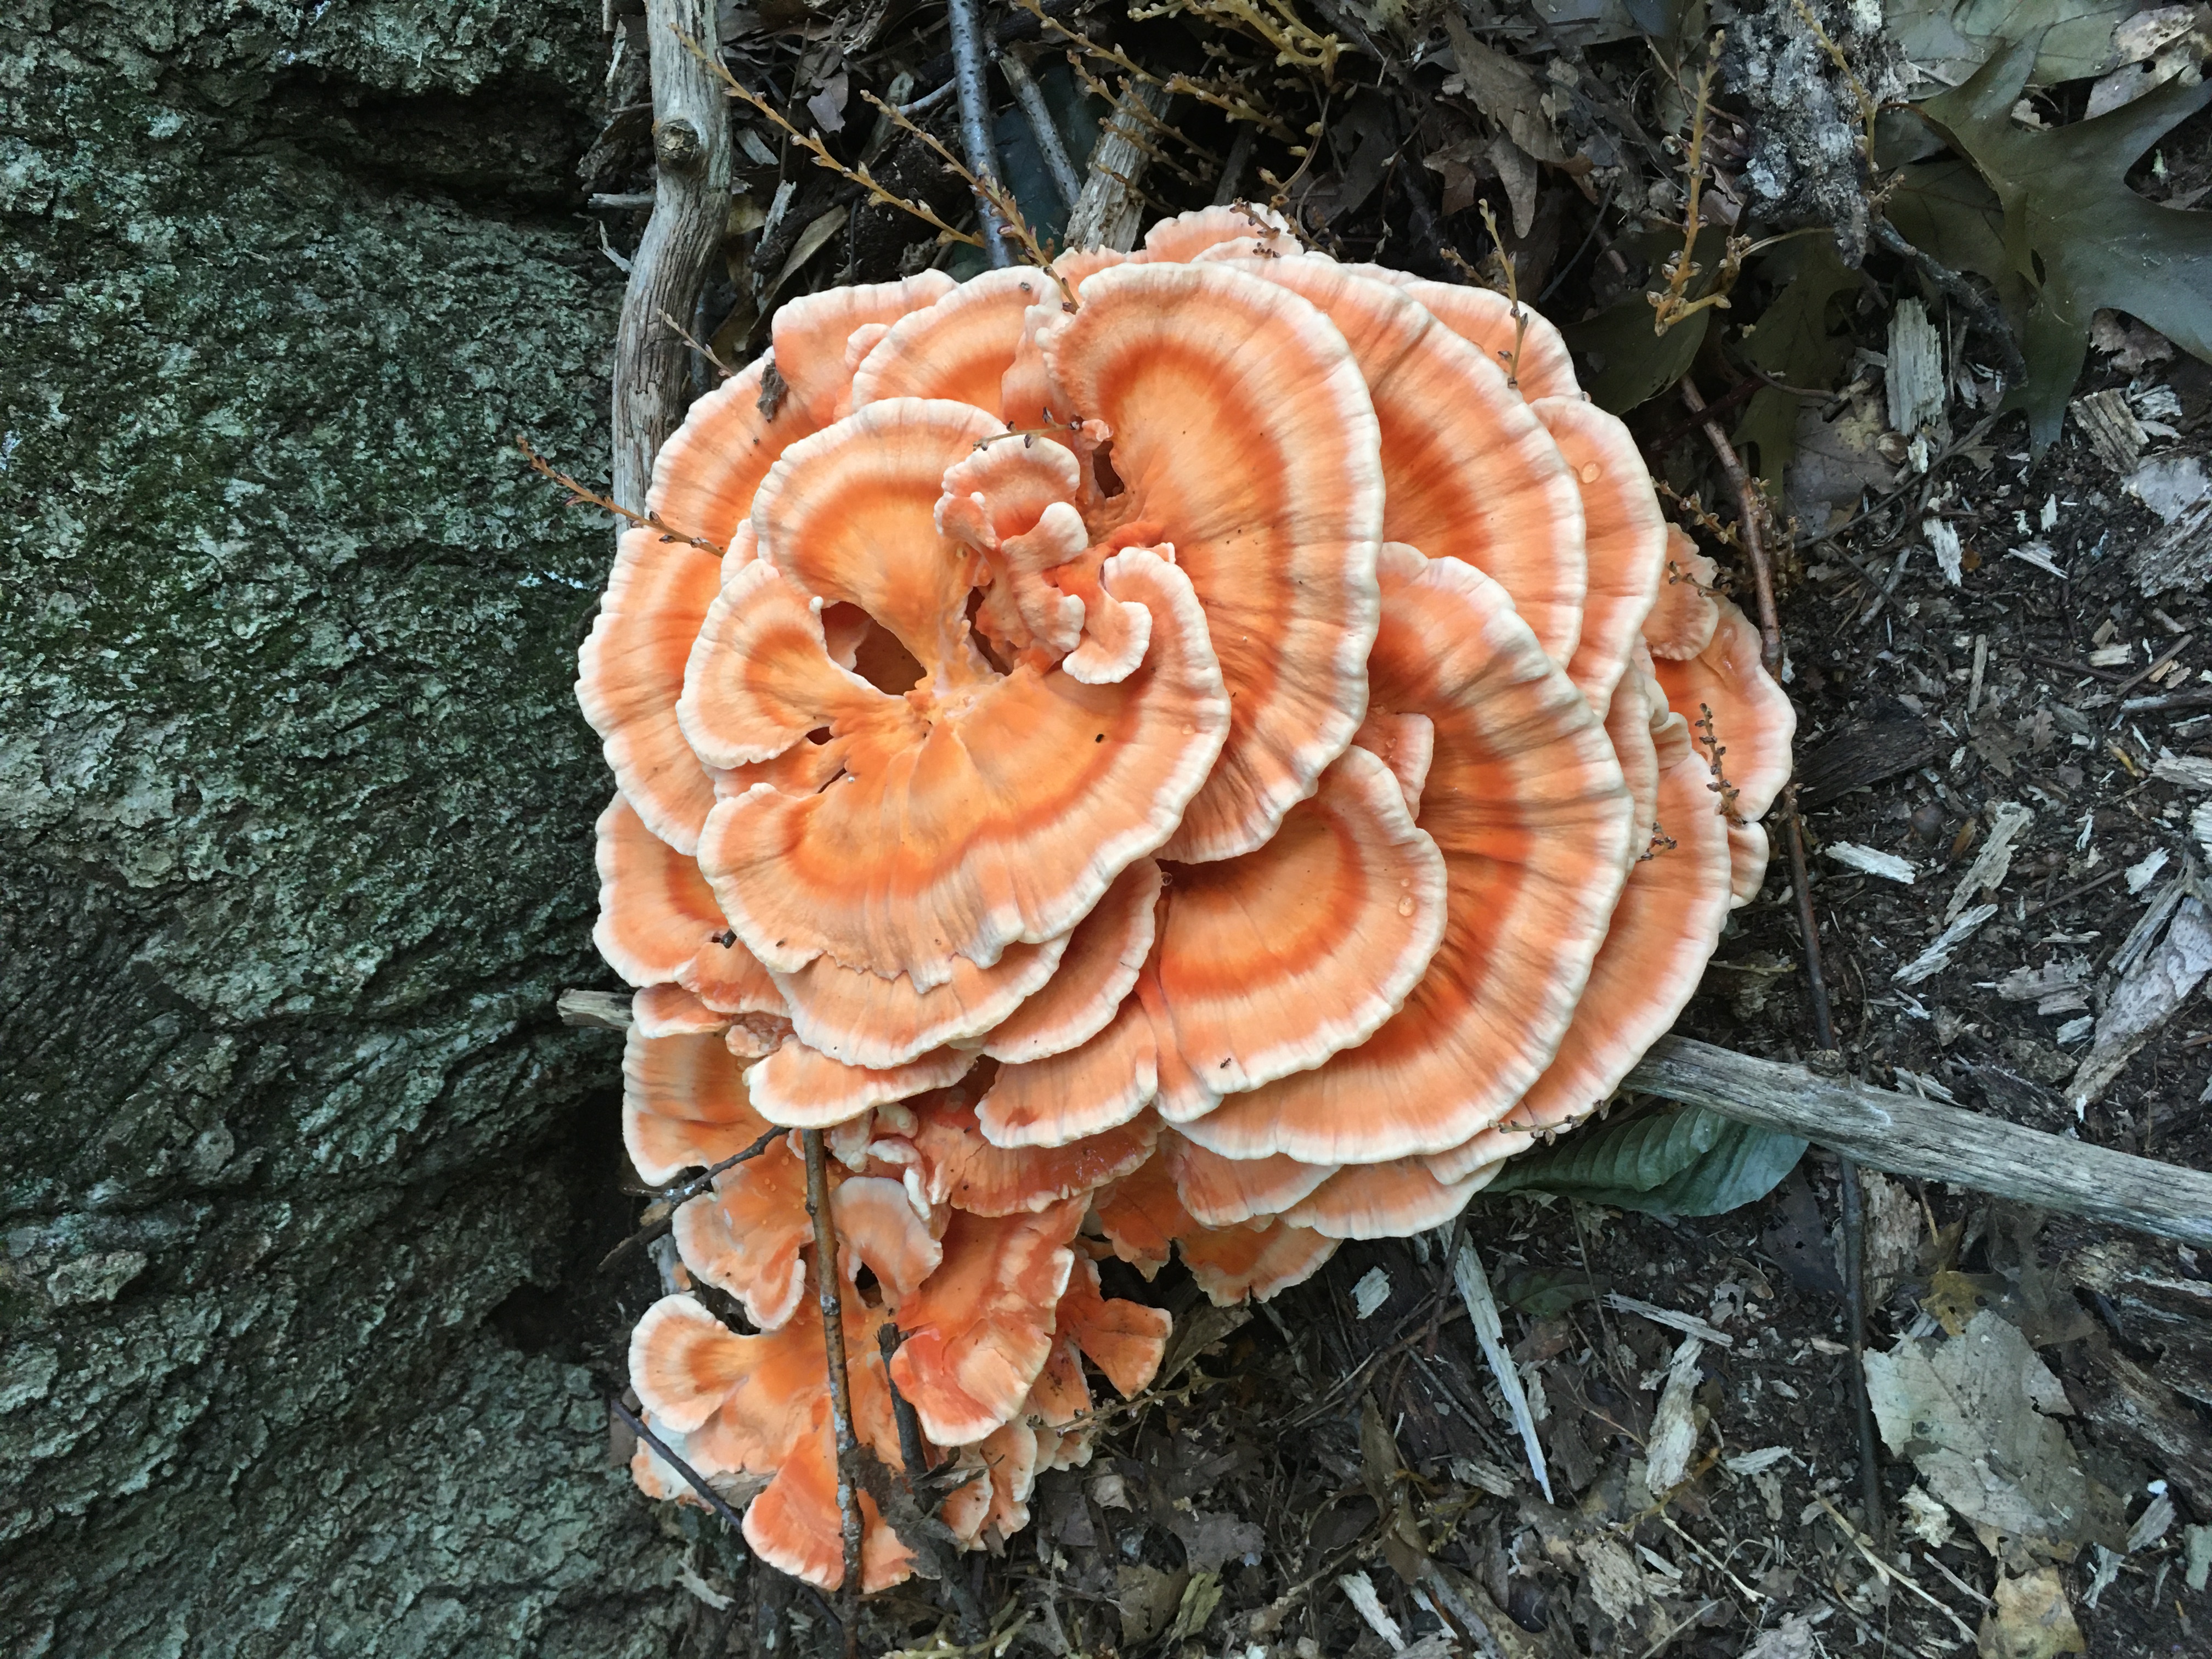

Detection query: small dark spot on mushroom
xmin=712 ymin=930 xmax=737 ymax=947
xmin=1094 ymin=733 xmax=1104 ymax=743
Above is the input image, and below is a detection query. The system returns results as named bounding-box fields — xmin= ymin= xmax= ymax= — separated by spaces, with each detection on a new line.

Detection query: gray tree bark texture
xmin=2 ymin=4 xmax=714 ymax=1654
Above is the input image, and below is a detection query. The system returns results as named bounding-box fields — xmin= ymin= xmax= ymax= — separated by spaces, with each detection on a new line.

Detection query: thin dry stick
xmin=610 ymin=1395 xmax=754 ymax=1539
xmin=1678 ymin=375 xmax=1887 ymax=1551
xmin=801 ymin=1127 xmax=866 ymax=1655
xmin=859 ymin=92 xmax=1066 ymax=290
xmin=517 ymin=436 xmax=728 ymax=556
xmin=999 ymin=47 xmax=1085 ymax=210
xmin=947 ymin=0 xmax=1013 ymax=266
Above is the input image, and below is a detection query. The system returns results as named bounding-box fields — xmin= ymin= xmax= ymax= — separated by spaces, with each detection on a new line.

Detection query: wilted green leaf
xmin=1732 ymin=234 xmax=1866 ymax=490
xmin=1917 ymin=40 xmax=2212 ymax=450
xmin=1482 ymin=1104 xmax=1806 ymax=1216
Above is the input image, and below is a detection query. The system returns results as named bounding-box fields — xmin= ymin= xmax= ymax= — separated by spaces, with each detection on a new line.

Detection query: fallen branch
xmin=610 ymin=1394 xmax=755 ymax=1538
xmin=563 ymin=992 xmax=2212 ymax=1250
xmin=613 ymin=0 xmax=733 ymax=515
xmin=1627 ymin=1036 xmax=2212 ymax=1248
xmin=801 ymin=1127 xmax=866 ymax=1655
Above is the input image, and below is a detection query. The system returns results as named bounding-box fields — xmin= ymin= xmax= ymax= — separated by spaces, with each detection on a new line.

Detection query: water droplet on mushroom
xmin=1397 ymin=895 xmax=1415 ymax=917
xmin=1579 ymin=462 xmax=1602 ymax=483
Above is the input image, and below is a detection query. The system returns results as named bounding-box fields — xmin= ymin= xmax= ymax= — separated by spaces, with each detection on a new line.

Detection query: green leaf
xmin=1481 ymin=1105 xmax=1807 ymax=1217
xmin=1731 ymin=234 xmax=1866 ymax=492
xmin=1561 ymin=226 xmax=1729 ymax=415
xmin=1918 ymin=39 xmax=2212 ymax=451
xmin=1499 ymin=1267 xmax=1605 ymax=1318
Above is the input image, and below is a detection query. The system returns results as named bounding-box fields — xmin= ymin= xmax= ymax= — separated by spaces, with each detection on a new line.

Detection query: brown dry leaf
xmin=1440 ymin=13 xmax=1568 ymax=163
xmin=1115 ymin=1564 xmax=1189 ymax=1647
xmin=1979 ymin=1566 xmax=2087 ymax=1659
xmin=1865 ymin=1309 xmax=2120 ymax=1551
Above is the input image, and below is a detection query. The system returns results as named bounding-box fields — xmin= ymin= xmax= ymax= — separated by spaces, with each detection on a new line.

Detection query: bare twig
xmin=948 ymin=0 xmax=1014 ymax=266
xmin=998 ymin=48 xmax=1085 ymax=210
xmin=518 ymin=436 xmax=729 ymax=556
xmin=658 ymin=1127 xmax=783 ymax=1207
xmin=612 ymin=0 xmax=732 ymax=515
xmin=1679 ymin=375 xmax=1880 ymax=1546
xmin=1628 ymin=1036 xmax=2212 ymax=1250
xmin=610 ymin=1394 xmax=753 ymax=1539
xmin=802 ymin=1127 xmax=866 ymax=1650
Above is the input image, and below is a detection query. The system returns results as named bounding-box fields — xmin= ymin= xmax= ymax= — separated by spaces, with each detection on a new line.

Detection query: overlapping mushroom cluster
xmin=581 ymin=206 xmax=1793 ymax=1590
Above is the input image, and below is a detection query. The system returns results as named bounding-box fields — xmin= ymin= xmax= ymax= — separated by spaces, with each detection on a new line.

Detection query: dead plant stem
xmin=609 ymin=1395 xmax=751 ymax=1538
xmin=801 ymin=1127 xmax=865 ymax=1655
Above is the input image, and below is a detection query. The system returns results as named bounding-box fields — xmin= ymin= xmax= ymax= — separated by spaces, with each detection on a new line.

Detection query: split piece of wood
xmin=558 ymin=995 xmax=2212 ymax=1248
xmin=1628 ymin=1036 xmax=2212 ymax=1249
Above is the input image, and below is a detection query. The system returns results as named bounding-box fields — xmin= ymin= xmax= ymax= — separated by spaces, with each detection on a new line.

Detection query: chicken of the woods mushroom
xmin=579 ymin=207 xmax=1794 ymax=1590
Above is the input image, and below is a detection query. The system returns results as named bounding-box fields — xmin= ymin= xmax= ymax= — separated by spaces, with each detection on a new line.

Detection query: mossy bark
xmin=1 ymin=5 xmax=706 ymax=1652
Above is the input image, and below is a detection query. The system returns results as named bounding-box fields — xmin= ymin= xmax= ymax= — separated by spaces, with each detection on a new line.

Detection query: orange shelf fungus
xmin=1178 ymin=546 xmax=1635 ymax=1164
xmin=586 ymin=208 xmax=1794 ymax=1587
xmin=888 ymin=1201 xmax=1083 ymax=1446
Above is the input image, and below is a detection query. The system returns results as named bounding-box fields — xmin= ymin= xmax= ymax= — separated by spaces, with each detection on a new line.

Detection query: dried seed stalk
xmin=677 ymin=31 xmax=984 ymax=250
xmin=516 ymin=436 xmax=728 ymax=556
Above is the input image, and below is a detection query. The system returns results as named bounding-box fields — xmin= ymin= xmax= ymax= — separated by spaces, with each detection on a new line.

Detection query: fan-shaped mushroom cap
xmin=1725 ymin=821 xmax=1771 ymax=906
xmin=1532 ymin=397 xmax=1667 ymax=713
xmin=1055 ymin=1253 xmax=1171 ymax=1397
xmin=966 ymin=1421 xmax=1043 ymax=1537
xmin=1283 ymin=1156 xmax=1500 ymax=1239
xmin=1642 ymin=526 xmax=1721 ymax=659
xmin=634 ymin=983 xmax=729 ymax=1039
xmin=1035 ymin=262 xmax=1384 ymax=861
xmin=594 ymin=793 xmax=787 ymax=1019
xmin=745 ymin=1041 xmax=973 ymax=1129
xmin=1650 ymin=596 xmax=1796 ymax=827
xmin=1090 ymin=1155 xmax=1190 ymax=1280
xmin=769 ymin=271 xmax=960 ymax=431
xmin=1236 ymin=259 xmax=1587 ymax=666
xmin=631 ymin=1295 xmax=759 ymax=1434
xmin=623 ymin=1026 xmax=778 ymax=1186
xmin=1178 ymin=1217 xmax=1340 ymax=1305
xmin=976 ymin=995 xmax=1158 ymax=1148
xmin=849 ymin=266 xmax=1055 ymax=415
xmin=1024 ymin=1337 xmax=1095 ymax=1472
xmin=577 ymin=529 xmax=727 ymax=853
xmin=1352 ymin=710 xmax=1435 ymax=817
xmin=1352 ymin=272 xmax=1580 ymax=403
xmin=1136 ymin=202 xmax=1302 ymax=264
xmin=911 ymin=1094 xmax=1157 ymax=1215
xmin=832 ymin=1173 xmax=945 ymax=1306
xmin=1425 ymin=675 xmax=1734 ymax=1178
xmin=584 ymin=280 xmax=952 ymax=853
xmin=1165 ymin=1132 xmax=1339 ymax=1227
xmin=774 ymin=930 xmax=1073 ymax=1071
xmin=891 ymin=1201 xmax=1084 ymax=1444
xmin=672 ymin=1137 xmax=815 ymax=1329
xmin=1148 ymin=743 xmax=1447 ymax=1120
xmin=982 ymin=859 xmax=1163 ymax=1064
xmin=1179 ymin=546 xmax=1634 ymax=1164
xmin=631 ymin=1292 xmax=920 ymax=1591
xmin=695 ymin=444 xmax=1231 ymax=987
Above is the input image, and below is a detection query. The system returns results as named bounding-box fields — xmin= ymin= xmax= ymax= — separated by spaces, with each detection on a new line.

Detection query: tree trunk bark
xmin=2 ymin=5 xmax=717 ymax=1654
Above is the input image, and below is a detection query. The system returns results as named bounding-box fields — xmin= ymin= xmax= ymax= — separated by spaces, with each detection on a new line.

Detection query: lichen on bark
xmin=2 ymin=4 xmax=708 ymax=1653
